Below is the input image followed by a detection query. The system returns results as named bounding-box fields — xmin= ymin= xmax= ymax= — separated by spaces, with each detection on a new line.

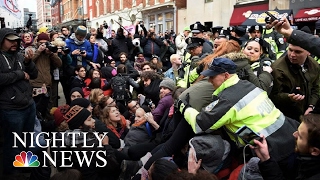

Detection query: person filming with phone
xmin=252 ymin=113 xmax=320 ymax=180
xmin=269 ymin=38 xmax=320 ymax=121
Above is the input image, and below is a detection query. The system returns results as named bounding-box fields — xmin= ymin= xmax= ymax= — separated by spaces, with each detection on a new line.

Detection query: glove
xmin=175 ymin=99 xmax=190 ymax=115
xmin=196 ymin=63 xmax=204 ymax=75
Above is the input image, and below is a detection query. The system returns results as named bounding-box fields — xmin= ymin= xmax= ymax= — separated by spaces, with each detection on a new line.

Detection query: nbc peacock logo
xmin=13 ymin=151 xmax=40 ymax=167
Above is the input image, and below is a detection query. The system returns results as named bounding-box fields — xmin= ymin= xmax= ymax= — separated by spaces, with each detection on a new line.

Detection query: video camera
xmin=45 ymin=42 xmax=58 ymax=53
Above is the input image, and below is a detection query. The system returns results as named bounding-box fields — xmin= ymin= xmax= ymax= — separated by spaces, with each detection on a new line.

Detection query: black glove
xmin=196 ymin=63 xmax=204 ymax=75
xmin=174 ymin=99 xmax=190 ymax=115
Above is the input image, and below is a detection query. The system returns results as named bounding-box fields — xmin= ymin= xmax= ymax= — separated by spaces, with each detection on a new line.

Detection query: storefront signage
xmin=247 ymin=11 xmax=288 ymax=24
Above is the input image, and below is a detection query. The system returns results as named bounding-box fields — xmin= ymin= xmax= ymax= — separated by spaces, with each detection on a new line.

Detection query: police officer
xmin=249 ymin=25 xmax=276 ymax=60
xmin=177 ymin=37 xmax=205 ymax=88
xmin=189 ymin=22 xmax=213 ymax=55
xmin=176 ymin=57 xmax=299 ymax=164
xmin=263 ymin=17 xmax=286 ymax=59
xmin=228 ymin=26 xmax=248 ymax=47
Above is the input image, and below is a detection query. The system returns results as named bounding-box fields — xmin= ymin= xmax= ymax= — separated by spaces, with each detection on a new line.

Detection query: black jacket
xmin=109 ymin=34 xmax=133 ymax=62
xmin=259 ymin=156 xmax=320 ymax=180
xmin=0 ymin=28 xmax=38 ymax=109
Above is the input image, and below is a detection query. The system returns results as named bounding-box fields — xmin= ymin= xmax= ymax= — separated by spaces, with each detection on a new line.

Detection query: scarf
xmin=70 ymin=33 xmax=85 ymax=45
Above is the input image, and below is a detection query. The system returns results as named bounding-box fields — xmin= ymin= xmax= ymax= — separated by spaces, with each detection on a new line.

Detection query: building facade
xmin=37 ymin=0 xmax=53 ymax=29
xmin=23 ymin=8 xmax=37 ymax=30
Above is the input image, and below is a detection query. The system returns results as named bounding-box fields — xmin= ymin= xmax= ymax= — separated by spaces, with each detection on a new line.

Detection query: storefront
xmin=241 ymin=9 xmax=293 ymax=26
xmin=294 ymin=7 xmax=320 ymax=23
xmin=229 ymin=2 xmax=269 ymax=26
xmin=140 ymin=2 xmax=176 ymax=33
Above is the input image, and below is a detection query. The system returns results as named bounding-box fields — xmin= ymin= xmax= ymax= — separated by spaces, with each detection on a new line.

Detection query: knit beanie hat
xmin=70 ymin=98 xmax=91 ymax=108
xmin=159 ymin=78 xmax=175 ymax=91
xmin=75 ymin=26 xmax=87 ymax=37
xmin=37 ymin=33 xmax=50 ymax=41
xmin=189 ymin=134 xmax=225 ymax=174
xmin=70 ymin=87 xmax=85 ymax=98
xmin=52 ymin=105 xmax=70 ymax=127
xmin=64 ymin=105 xmax=91 ymax=130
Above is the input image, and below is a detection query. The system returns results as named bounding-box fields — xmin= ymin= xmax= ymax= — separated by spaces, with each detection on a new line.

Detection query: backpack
xmin=111 ymin=75 xmax=129 ymax=101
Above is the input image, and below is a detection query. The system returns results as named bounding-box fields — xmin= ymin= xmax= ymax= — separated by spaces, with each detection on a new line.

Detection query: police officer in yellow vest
xmin=176 ymin=57 xmax=299 ymax=163
xmin=177 ymin=37 xmax=205 ymax=88
xmin=263 ymin=17 xmax=286 ymax=59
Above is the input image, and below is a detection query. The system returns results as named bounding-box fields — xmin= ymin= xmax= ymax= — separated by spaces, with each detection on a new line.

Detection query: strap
xmin=146 ymin=122 xmax=152 ymax=137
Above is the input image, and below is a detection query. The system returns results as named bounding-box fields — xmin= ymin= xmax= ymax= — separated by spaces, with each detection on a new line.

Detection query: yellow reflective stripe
xmin=184 ymin=107 xmax=200 ymax=133
xmin=234 ymin=87 xmax=266 ymax=111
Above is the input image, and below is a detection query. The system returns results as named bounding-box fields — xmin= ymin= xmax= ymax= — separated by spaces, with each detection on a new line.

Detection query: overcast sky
xmin=18 ymin=0 xmax=37 ymax=12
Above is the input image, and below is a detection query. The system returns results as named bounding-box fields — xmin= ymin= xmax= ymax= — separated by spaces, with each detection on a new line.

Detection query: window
xmin=155 ymin=0 xmax=159 ymax=4
xmin=132 ymin=0 xmax=136 ymax=6
xmin=96 ymin=1 xmax=99 ymax=16
xmin=165 ymin=12 xmax=173 ymax=19
xmin=166 ymin=21 xmax=173 ymax=31
xmin=103 ymin=0 xmax=107 ymax=14
xmin=111 ymin=0 xmax=114 ymax=12
xmin=89 ymin=0 xmax=92 ymax=6
xmin=205 ymin=0 xmax=213 ymax=2
xmin=149 ymin=15 xmax=155 ymax=21
xmin=120 ymin=0 xmax=123 ymax=9
xmin=145 ymin=0 xmax=149 ymax=5
xmin=157 ymin=14 xmax=163 ymax=21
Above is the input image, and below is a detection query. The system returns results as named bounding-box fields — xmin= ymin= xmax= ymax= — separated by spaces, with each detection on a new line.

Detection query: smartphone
xmin=80 ymin=51 xmax=85 ymax=54
xmin=139 ymin=95 xmax=146 ymax=106
xmin=290 ymin=87 xmax=304 ymax=95
xmin=265 ymin=11 xmax=280 ymax=22
xmin=235 ymin=125 xmax=262 ymax=146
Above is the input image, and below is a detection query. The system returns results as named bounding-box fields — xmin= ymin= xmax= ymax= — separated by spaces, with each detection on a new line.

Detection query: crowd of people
xmin=1 ymin=15 xmax=320 ymax=180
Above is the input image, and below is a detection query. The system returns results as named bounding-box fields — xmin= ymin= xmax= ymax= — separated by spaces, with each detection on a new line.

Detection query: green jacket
xmin=221 ymin=52 xmax=273 ymax=92
xmin=270 ymin=55 xmax=320 ymax=120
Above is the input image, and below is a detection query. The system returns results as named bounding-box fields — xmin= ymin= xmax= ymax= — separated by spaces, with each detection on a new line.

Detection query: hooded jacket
xmin=220 ymin=52 xmax=273 ymax=92
xmin=0 ymin=28 xmax=38 ymax=109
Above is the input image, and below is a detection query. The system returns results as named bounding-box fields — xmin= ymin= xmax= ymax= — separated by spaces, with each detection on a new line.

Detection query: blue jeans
xmin=0 ymin=102 xmax=36 ymax=175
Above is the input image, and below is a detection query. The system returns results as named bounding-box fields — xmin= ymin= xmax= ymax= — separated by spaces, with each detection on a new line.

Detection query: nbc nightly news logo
xmin=13 ymin=132 xmax=109 ymax=168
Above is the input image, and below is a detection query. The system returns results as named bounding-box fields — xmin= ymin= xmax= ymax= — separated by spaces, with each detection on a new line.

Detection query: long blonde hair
xmin=89 ymin=88 xmax=103 ymax=105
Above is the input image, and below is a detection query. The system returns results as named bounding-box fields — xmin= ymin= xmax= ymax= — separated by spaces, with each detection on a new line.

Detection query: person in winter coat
xmin=88 ymin=35 xmax=104 ymax=69
xmin=54 ymin=105 xmax=120 ymax=180
xmin=0 ymin=28 xmax=38 ymax=177
xmin=253 ymin=113 xmax=320 ymax=180
xmin=109 ymin=28 xmax=133 ymax=62
xmin=100 ymin=56 xmax=117 ymax=82
xmin=175 ymin=26 xmax=191 ymax=58
xmin=119 ymin=52 xmax=139 ymax=79
xmin=220 ymin=52 xmax=273 ymax=92
xmin=65 ymin=25 xmax=93 ymax=70
xmin=270 ymin=43 xmax=320 ymax=121
xmin=151 ymin=78 xmax=175 ymax=123
xmin=138 ymin=71 xmax=163 ymax=106
xmin=242 ymin=38 xmax=273 ymax=93
xmin=124 ymin=108 xmax=159 ymax=147
xmin=140 ymin=28 xmax=164 ymax=61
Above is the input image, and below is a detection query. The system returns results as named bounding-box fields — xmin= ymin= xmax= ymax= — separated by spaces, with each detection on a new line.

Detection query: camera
xmin=103 ymin=22 xmax=108 ymax=29
xmin=58 ymin=47 xmax=70 ymax=54
xmin=45 ymin=42 xmax=58 ymax=53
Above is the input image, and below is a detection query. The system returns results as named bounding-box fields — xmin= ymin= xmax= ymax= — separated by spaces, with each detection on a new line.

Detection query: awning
xmin=294 ymin=8 xmax=320 ymax=22
xmin=241 ymin=9 xmax=293 ymax=26
xmin=229 ymin=3 xmax=268 ymax=26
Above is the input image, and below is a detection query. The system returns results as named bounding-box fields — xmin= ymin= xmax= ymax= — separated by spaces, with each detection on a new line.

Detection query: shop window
xmin=149 ymin=15 xmax=155 ymax=21
xmin=158 ymin=23 xmax=163 ymax=32
xmin=165 ymin=12 xmax=173 ymax=19
xmin=158 ymin=14 xmax=163 ymax=21
xmin=166 ymin=21 xmax=173 ymax=31
xmin=205 ymin=0 xmax=213 ymax=2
